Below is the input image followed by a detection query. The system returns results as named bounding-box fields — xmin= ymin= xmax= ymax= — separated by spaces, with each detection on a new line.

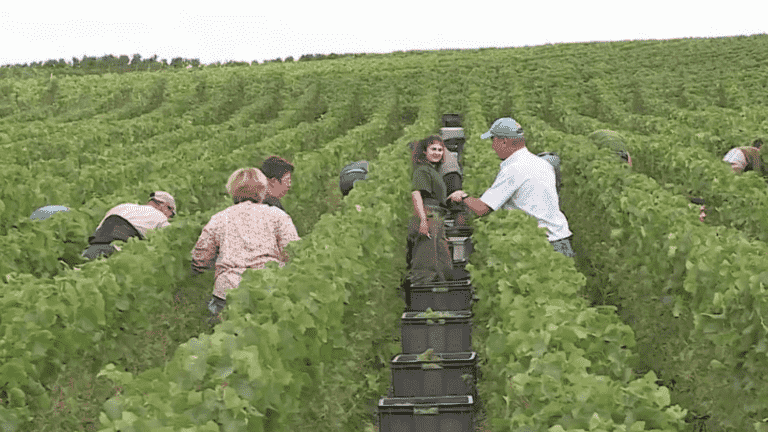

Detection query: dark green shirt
xmin=412 ymin=163 xmax=447 ymax=206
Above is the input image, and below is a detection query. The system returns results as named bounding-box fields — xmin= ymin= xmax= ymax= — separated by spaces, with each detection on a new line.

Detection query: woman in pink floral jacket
xmin=191 ymin=167 xmax=300 ymax=322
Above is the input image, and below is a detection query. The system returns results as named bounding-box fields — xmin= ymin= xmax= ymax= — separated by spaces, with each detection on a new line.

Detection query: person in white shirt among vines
xmin=81 ymin=191 xmax=176 ymax=260
xmin=448 ymin=118 xmax=575 ymax=257
xmin=722 ymin=138 xmax=764 ymax=175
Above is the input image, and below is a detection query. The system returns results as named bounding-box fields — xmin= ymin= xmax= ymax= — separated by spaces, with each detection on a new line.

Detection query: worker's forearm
xmin=411 ymin=191 xmax=428 ymax=221
xmin=463 ymin=197 xmax=491 ymax=217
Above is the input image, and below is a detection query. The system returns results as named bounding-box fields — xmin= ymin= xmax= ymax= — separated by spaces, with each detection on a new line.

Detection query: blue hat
xmin=480 ymin=118 xmax=524 ymax=139
xmin=30 ymin=205 xmax=70 ymax=220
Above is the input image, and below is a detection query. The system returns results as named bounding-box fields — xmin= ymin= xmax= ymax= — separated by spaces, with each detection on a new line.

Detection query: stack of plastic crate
xmin=379 ymin=113 xmax=478 ymax=431
xmin=440 ymin=113 xmax=465 ymax=166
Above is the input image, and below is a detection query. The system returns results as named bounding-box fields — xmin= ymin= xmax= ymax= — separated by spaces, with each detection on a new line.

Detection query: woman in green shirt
xmin=407 ymin=136 xmax=452 ymax=282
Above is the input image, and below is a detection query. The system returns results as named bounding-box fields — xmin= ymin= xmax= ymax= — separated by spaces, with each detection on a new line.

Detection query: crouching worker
xmin=191 ymin=168 xmax=301 ymax=324
xmin=339 ymin=160 xmax=369 ymax=196
xmin=407 ymin=136 xmax=457 ymax=284
xmin=723 ymin=138 xmax=764 ymax=175
xmin=588 ymin=129 xmax=633 ymax=167
xmin=82 ymin=191 xmax=176 ymax=260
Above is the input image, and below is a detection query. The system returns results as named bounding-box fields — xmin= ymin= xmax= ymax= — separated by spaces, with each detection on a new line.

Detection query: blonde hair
xmin=226 ymin=168 xmax=268 ymax=203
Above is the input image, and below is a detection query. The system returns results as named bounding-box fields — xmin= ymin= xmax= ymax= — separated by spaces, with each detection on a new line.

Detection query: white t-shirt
xmin=97 ymin=203 xmax=170 ymax=238
xmin=479 ymin=148 xmax=572 ymax=241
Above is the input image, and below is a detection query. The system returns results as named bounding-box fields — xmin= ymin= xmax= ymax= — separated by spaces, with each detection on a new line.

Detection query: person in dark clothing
xmin=260 ymin=156 xmax=294 ymax=211
xmin=408 ymin=141 xmax=463 ymax=197
xmin=407 ymin=136 xmax=454 ymax=282
xmin=340 ymin=160 xmax=369 ymax=196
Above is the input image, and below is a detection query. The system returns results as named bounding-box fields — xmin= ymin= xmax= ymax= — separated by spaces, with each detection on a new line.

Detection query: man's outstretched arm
xmin=448 ymin=190 xmax=493 ymax=217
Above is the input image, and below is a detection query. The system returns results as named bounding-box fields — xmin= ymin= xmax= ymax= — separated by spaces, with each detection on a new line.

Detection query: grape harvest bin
xmin=440 ymin=127 xmax=465 ymax=156
xmin=401 ymin=311 xmax=472 ymax=354
xmin=441 ymin=113 xmax=463 ymax=128
xmin=378 ymin=395 xmax=474 ymax=432
xmin=391 ymin=352 xmax=477 ymax=397
xmin=406 ymin=279 xmax=473 ymax=312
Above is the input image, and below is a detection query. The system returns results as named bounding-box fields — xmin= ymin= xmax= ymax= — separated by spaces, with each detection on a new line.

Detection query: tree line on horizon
xmin=0 ymin=52 xmax=371 ymax=78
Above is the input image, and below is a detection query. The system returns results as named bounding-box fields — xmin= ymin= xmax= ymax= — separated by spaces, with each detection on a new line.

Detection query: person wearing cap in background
xmin=536 ymin=152 xmax=563 ymax=196
xmin=723 ymin=138 xmax=764 ymax=175
xmin=340 ymin=160 xmax=369 ymax=196
xmin=447 ymin=118 xmax=575 ymax=258
xmin=191 ymin=167 xmax=301 ymax=325
xmin=30 ymin=205 xmax=70 ymax=221
xmin=588 ymin=129 xmax=633 ymax=167
xmin=81 ymin=191 xmax=176 ymax=260
xmin=260 ymin=156 xmax=294 ymax=212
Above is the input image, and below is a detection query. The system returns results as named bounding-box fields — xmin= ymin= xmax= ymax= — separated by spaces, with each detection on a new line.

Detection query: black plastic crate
xmin=406 ymin=279 xmax=473 ymax=311
xmin=391 ymin=352 xmax=477 ymax=397
xmin=379 ymin=395 xmax=474 ymax=432
xmin=441 ymin=127 xmax=466 ymax=155
xmin=441 ymin=114 xmax=463 ymax=128
xmin=440 ymin=127 xmax=465 ymax=141
xmin=401 ymin=310 xmax=472 ymax=354
xmin=445 ymin=141 xmax=464 ymax=156
xmin=443 ymin=215 xmax=472 ymax=230
xmin=445 ymin=226 xmax=473 ymax=237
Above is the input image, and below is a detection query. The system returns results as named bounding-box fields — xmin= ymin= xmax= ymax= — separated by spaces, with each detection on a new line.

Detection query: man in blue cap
xmin=447 ymin=118 xmax=575 ymax=257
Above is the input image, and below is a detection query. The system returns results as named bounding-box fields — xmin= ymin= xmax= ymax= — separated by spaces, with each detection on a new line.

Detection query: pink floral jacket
xmin=191 ymin=201 xmax=300 ymax=299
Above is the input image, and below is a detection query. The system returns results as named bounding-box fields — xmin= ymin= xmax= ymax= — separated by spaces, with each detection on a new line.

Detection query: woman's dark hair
xmin=752 ymin=138 xmax=763 ymax=149
xmin=261 ymin=156 xmax=294 ymax=181
xmin=411 ymin=135 xmax=446 ymax=167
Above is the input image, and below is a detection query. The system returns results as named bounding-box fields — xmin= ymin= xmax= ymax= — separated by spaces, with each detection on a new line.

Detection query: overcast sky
xmin=2 ymin=0 xmax=767 ymax=66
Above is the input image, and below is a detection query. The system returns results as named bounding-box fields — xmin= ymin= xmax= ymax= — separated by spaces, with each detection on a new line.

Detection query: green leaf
xmin=9 ymin=387 xmax=25 ymax=407
xmin=103 ymin=398 xmax=123 ymax=421
xmin=115 ymin=297 xmax=130 ymax=311
xmin=653 ymin=386 xmax=671 ymax=407
xmin=223 ymin=387 xmax=244 ymax=410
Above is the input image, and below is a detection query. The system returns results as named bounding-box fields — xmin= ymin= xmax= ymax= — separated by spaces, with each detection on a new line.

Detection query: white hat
xmin=150 ymin=191 xmax=176 ymax=216
xmin=480 ymin=118 xmax=524 ymax=139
